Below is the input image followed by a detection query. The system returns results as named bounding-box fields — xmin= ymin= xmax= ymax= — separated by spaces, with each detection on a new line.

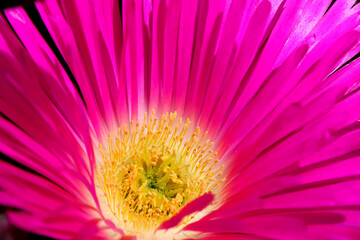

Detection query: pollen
xmin=97 ymin=110 xmax=224 ymax=234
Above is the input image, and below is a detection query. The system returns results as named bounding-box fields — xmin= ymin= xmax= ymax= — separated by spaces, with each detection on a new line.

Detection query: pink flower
xmin=1 ymin=0 xmax=360 ymax=239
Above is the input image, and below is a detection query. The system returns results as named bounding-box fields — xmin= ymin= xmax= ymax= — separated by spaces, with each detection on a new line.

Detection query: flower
xmin=1 ymin=0 xmax=360 ymax=239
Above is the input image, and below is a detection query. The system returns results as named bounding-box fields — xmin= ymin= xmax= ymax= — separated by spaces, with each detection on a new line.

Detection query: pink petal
xmin=157 ymin=193 xmax=214 ymax=231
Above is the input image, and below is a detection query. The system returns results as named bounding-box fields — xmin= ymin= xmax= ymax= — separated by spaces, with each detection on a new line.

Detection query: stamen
xmin=97 ymin=111 xmax=224 ymax=234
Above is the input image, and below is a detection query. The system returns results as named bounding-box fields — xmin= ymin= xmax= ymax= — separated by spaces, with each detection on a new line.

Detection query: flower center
xmin=97 ymin=111 xmax=224 ymax=234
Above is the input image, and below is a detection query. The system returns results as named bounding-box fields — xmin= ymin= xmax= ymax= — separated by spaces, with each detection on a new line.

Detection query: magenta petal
xmin=0 ymin=161 xmax=108 ymax=239
xmin=184 ymin=0 xmax=227 ymax=121
xmin=170 ymin=1 xmax=198 ymax=114
xmin=161 ymin=0 xmax=181 ymax=112
xmin=157 ymin=193 xmax=214 ymax=231
xmin=35 ymin=0 xmax=125 ymax=137
xmin=183 ymin=217 xmax=244 ymax=234
xmin=2 ymin=0 xmax=360 ymax=239
xmin=7 ymin=211 xmax=108 ymax=240
xmin=202 ymin=0 xmax=272 ymax=135
xmin=120 ymin=236 xmax=137 ymax=240
xmin=184 ymin=235 xmax=266 ymax=240
xmin=197 ymin=0 xmax=255 ymax=128
xmin=221 ymin=30 xmax=360 ymax=188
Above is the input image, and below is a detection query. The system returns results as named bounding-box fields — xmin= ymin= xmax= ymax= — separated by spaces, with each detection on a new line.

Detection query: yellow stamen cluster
xmin=97 ymin=111 xmax=224 ymax=233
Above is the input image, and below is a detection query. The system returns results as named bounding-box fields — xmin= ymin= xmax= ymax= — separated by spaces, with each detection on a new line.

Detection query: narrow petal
xmin=157 ymin=193 xmax=214 ymax=231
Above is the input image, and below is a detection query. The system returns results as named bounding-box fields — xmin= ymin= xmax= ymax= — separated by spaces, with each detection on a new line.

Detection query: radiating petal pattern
xmin=1 ymin=0 xmax=360 ymax=239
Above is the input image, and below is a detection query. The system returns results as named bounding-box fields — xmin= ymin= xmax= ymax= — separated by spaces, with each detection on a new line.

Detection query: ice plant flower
xmin=2 ymin=0 xmax=360 ymax=239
